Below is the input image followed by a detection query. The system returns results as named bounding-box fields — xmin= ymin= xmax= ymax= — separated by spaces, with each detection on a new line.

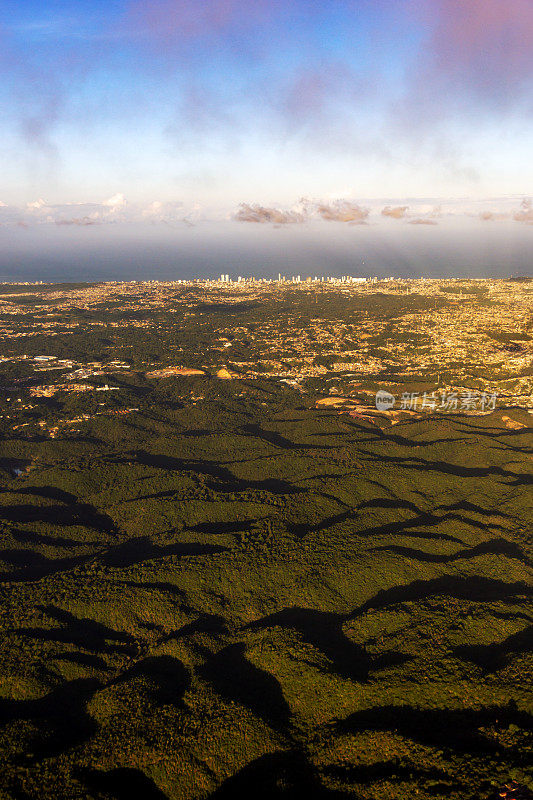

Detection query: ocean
xmin=0 ymin=218 xmax=530 ymax=282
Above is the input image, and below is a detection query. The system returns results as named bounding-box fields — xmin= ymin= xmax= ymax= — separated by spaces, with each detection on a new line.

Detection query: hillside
xmin=0 ymin=280 xmax=531 ymax=799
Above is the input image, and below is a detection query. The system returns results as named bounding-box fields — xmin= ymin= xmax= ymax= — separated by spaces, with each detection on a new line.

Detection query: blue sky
xmin=0 ymin=1 xmax=532 ymax=237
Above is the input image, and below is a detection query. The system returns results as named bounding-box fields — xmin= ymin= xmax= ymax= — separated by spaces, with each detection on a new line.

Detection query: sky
xmin=0 ymin=0 xmax=532 ymax=278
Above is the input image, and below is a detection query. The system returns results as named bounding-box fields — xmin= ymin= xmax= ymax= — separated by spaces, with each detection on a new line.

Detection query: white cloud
xmin=27 ymin=198 xmax=47 ymax=209
xmin=103 ymin=193 xmax=126 ymax=208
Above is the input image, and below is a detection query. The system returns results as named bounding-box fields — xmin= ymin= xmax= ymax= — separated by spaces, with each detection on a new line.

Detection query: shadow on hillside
xmin=79 ymin=767 xmax=169 ymax=800
xmin=435 ymin=499 xmax=513 ymax=519
xmin=335 ymin=702 xmax=533 ymax=754
xmin=290 ymin=506 xmax=466 ymax=544
xmin=209 ymin=750 xmax=347 ymax=799
xmin=0 ymin=678 xmax=100 ymax=761
xmin=16 ymin=605 xmax=137 ymax=657
xmin=101 ymin=537 xmax=228 ymax=568
xmin=323 ymin=760 xmax=459 ymax=792
xmin=10 ymin=528 xmax=90 ymax=548
xmin=351 ymin=576 xmax=533 ymax=618
xmin=111 ymin=450 xmax=302 ymax=495
xmin=358 ymin=449 xmax=532 ymax=486
xmin=247 ymin=608 xmax=369 ymax=682
xmin=455 ymin=418 xmax=533 ymax=446
xmin=199 ymin=642 xmax=291 ymax=733
xmin=370 ymin=537 xmax=530 ymax=566
xmin=134 ymin=476 xmax=303 ymax=498
xmin=238 ymin=423 xmax=297 ymax=449
xmin=154 ymin=613 xmax=230 ymax=660
xmin=191 ymin=519 xmax=258 ymax=536
xmin=358 ymin=497 xmax=511 ymax=534
xmin=52 ymin=651 xmax=110 ymax=671
xmin=0 ymin=458 xmax=32 ymax=478
xmin=112 ymin=655 xmax=190 ymax=707
xmin=174 ymin=613 xmax=229 ymax=640
xmin=1 ymin=487 xmax=117 ymax=533
xmin=0 ymin=550 xmax=92 ymax=583
xmin=349 ymin=423 xmax=470 ymax=448
xmin=116 ymin=579 xmax=192 ymax=609
xmin=454 ymin=624 xmax=533 ymax=673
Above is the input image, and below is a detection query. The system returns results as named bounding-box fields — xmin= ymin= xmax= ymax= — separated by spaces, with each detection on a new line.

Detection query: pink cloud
xmin=411 ymin=0 xmax=533 ymax=107
xmin=281 ymin=62 xmax=369 ymax=127
xmin=123 ymin=0 xmax=285 ymax=44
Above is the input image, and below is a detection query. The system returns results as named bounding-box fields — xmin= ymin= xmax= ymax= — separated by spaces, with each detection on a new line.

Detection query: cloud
xmin=234 ymin=203 xmax=305 ymax=224
xmin=315 ymin=200 xmax=369 ymax=224
xmin=19 ymin=94 xmax=62 ymax=159
xmin=122 ymin=0 xmax=285 ymax=46
xmin=280 ymin=62 xmax=371 ymax=131
xmin=407 ymin=0 xmax=533 ymax=114
xmin=381 ymin=205 xmax=409 ymax=219
xmin=479 ymin=211 xmax=509 ymax=222
xmin=142 ymin=200 xmax=183 ymax=219
xmin=234 ymin=199 xmax=370 ymax=225
xmin=513 ymin=199 xmax=533 ymax=224
xmin=477 ymin=199 xmax=533 ymax=224
xmin=27 ymin=198 xmax=47 ymax=210
xmin=0 ymin=195 xmax=208 ymax=228
xmin=103 ymin=193 xmax=126 ymax=209
xmin=55 ymin=217 xmax=101 ymax=226
xmin=3 ymin=193 xmax=531 ymax=231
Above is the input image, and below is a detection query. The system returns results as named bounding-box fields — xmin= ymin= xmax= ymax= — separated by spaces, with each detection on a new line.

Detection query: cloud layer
xmin=1 ymin=0 xmax=532 ymax=209
xmin=0 ymin=194 xmax=531 ymax=229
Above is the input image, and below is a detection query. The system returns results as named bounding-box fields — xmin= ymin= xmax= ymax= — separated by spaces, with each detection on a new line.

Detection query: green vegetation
xmin=0 ymin=283 xmax=531 ymax=799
